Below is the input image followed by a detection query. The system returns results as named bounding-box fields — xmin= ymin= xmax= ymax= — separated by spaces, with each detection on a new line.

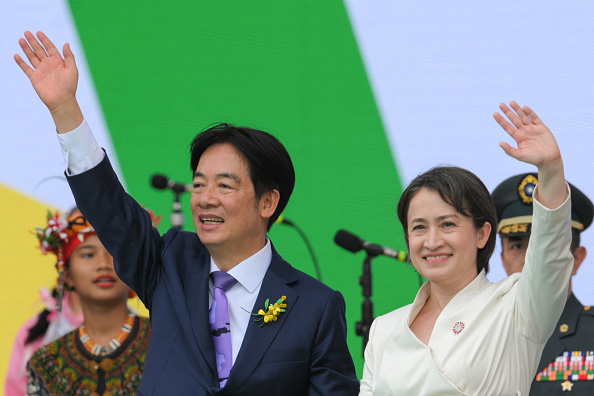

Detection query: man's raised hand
xmin=15 ymin=31 xmax=83 ymax=133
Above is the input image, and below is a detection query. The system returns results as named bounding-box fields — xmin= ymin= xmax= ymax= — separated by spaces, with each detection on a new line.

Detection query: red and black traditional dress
xmin=26 ymin=315 xmax=150 ymax=396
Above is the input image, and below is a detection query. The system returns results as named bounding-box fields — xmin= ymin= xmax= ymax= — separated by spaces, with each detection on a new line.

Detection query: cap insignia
xmin=518 ymin=174 xmax=538 ymax=204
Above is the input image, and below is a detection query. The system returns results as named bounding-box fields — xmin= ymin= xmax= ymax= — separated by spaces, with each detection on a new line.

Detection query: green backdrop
xmin=67 ymin=1 xmax=417 ymax=374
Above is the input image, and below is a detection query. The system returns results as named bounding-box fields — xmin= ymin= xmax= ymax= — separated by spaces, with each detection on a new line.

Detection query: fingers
xmin=499 ymin=141 xmax=520 ymax=161
xmin=493 ymin=111 xmax=517 ymax=137
xmin=36 ymin=31 xmax=61 ymax=57
xmin=522 ymin=105 xmax=543 ymax=125
xmin=494 ymin=101 xmax=541 ymax=135
xmin=18 ymin=36 xmax=40 ymax=68
xmin=16 ymin=31 xmax=65 ymax=70
xmin=499 ymin=141 xmax=513 ymax=155
xmin=13 ymin=54 xmax=34 ymax=77
xmin=510 ymin=101 xmax=534 ymax=126
xmin=63 ymin=43 xmax=77 ymax=70
xmin=498 ymin=101 xmax=530 ymax=129
xmin=24 ymin=31 xmax=49 ymax=62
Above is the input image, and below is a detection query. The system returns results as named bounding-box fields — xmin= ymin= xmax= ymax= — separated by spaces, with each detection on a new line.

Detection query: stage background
xmin=2 ymin=1 xmax=594 ymax=386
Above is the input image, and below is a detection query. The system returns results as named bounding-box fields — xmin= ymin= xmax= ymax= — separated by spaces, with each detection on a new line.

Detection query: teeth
xmin=202 ymin=217 xmax=223 ymax=224
xmin=426 ymin=255 xmax=450 ymax=260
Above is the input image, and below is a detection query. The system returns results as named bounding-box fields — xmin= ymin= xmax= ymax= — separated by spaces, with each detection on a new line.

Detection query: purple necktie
xmin=210 ymin=271 xmax=237 ymax=388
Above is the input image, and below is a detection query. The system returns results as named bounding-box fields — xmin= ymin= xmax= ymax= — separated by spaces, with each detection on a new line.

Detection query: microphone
xmin=334 ymin=229 xmax=409 ymax=262
xmin=275 ymin=214 xmax=294 ymax=226
xmin=273 ymin=215 xmax=322 ymax=281
xmin=151 ymin=174 xmax=193 ymax=194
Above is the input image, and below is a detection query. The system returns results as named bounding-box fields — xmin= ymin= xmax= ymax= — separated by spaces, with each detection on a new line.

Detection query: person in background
xmin=25 ymin=210 xmax=151 ymax=395
xmin=360 ymin=101 xmax=574 ymax=395
xmin=5 ymin=210 xmax=85 ymax=396
xmin=492 ymin=173 xmax=594 ymax=395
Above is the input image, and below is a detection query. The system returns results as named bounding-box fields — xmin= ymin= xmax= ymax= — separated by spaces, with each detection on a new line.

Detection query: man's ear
xmin=572 ymin=246 xmax=587 ymax=276
xmin=259 ymin=189 xmax=280 ymax=219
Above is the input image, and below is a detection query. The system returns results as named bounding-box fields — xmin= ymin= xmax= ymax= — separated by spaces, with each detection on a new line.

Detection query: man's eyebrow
xmin=193 ymin=172 xmax=241 ymax=183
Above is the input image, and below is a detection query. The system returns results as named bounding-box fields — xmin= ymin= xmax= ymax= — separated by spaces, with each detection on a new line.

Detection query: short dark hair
xmin=397 ymin=166 xmax=497 ymax=274
xmin=190 ymin=123 xmax=295 ymax=230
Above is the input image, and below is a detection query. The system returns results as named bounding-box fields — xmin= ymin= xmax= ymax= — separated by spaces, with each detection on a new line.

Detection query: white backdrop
xmin=345 ymin=1 xmax=594 ymax=302
xmin=0 ymin=1 xmax=122 ymax=210
xmin=1 ymin=1 xmax=592 ymax=300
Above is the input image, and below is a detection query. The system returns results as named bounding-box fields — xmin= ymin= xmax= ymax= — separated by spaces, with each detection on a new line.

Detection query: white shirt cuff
xmin=56 ymin=119 xmax=105 ymax=175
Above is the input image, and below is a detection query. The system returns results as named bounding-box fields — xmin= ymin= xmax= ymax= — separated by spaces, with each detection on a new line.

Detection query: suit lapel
xmin=224 ymin=252 xmax=298 ymax=392
xmin=183 ymin=254 xmax=218 ymax=378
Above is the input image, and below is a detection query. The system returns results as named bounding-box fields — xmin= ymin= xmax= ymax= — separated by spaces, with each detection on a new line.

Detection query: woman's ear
xmin=477 ymin=222 xmax=492 ymax=249
xmin=63 ymin=269 xmax=74 ymax=290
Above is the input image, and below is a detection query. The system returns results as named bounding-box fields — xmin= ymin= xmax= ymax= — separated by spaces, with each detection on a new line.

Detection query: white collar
xmin=209 ymin=238 xmax=272 ymax=293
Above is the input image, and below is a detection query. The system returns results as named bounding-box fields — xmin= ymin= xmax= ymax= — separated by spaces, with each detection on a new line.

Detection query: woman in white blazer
xmin=360 ymin=102 xmax=574 ymax=396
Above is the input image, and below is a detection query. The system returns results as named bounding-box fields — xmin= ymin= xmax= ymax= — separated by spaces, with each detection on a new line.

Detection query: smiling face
xmin=190 ymin=143 xmax=278 ymax=266
xmin=407 ymin=188 xmax=491 ymax=289
xmin=64 ymin=234 xmax=130 ymax=306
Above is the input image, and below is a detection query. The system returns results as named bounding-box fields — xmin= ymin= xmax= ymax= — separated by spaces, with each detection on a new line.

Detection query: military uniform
xmin=530 ymin=294 xmax=594 ymax=395
xmin=492 ymin=173 xmax=594 ymax=394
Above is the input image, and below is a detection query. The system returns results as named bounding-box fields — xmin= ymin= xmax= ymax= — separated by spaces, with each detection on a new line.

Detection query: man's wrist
xmin=51 ymin=99 xmax=84 ymax=134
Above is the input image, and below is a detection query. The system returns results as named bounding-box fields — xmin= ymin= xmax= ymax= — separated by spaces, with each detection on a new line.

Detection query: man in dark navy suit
xmin=492 ymin=173 xmax=594 ymax=395
xmin=16 ymin=31 xmax=359 ymax=395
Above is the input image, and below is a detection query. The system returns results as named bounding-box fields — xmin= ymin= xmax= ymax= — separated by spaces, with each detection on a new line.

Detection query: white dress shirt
xmin=209 ymin=241 xmax=271 ymax=364
xmin=57 ymin=119 xmax=271 ymax=365
xmin=360 ymin=188 xmax=573 ymax=396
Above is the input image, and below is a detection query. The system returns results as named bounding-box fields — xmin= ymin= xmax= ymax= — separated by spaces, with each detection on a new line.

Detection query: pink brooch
xmin=452 ymin=321 xmax=465 ymax=335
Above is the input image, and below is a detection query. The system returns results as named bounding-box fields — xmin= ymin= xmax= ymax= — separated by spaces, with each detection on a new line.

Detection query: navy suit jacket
xmin=67 ymin=155 xmax=359 ymax=395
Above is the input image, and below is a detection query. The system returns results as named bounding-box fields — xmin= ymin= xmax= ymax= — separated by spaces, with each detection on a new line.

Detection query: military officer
xmin=492 ymin=173 xmax=594 ymax=395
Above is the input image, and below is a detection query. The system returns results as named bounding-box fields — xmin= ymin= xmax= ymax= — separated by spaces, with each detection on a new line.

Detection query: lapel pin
xmin=452 ymin=321 xmax=465 ymax=335
xmin=244 ymin=296 xmax=287 ymax=327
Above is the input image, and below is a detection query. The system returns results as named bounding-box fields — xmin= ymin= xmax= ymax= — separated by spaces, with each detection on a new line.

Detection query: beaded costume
xmin=26 ymin=315 xmax=150 ymax=396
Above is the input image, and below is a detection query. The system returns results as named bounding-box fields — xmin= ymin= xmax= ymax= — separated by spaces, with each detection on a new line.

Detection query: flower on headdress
xmin=34 ymin=209 xmax=94 ymax=311
xmin=35 ymin=210 xmax=72 ymax=254
xmin=146 ymin=208 xmax=162 ymax=228
xmin=138 ymin=205 xmax=162 ymax=228
xmin=244 ymin=296 xmax=287 ymax=327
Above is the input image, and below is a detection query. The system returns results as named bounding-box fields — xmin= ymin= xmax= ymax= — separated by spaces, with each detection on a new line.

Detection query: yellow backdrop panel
xmin=0 ymin=184 xmax=148 ymax=389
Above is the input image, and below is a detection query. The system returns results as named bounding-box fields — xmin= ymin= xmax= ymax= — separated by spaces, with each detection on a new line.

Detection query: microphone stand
xmin=170 ymin=192 xmax=184 ymax=230
xmin=355 ymin=252 xmax=378 ymax=357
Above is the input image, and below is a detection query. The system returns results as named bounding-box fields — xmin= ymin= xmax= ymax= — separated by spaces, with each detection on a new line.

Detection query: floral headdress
xmin=35 ymin=207 xmax=161 ymax=310
xmin=145 ymin=207 xmax=162 ymax=228
xmin=35 ymin=210 xmax=95 ymax=311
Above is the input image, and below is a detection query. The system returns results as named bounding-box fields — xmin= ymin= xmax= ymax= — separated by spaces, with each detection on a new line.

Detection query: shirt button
xmin=62 ymin=146 xmax=67 ymax=152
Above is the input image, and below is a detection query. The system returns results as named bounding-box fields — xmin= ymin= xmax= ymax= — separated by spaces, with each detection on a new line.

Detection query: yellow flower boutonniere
xmin=244 ymin=296 xmax=287 ymax=327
